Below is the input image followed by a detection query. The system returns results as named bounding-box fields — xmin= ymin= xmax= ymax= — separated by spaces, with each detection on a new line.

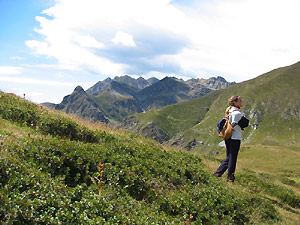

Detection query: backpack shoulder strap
xmin=225 ymin=109 xmax=239 ymax=127
xmin=225 ymin=110 xmax=236 ymax=120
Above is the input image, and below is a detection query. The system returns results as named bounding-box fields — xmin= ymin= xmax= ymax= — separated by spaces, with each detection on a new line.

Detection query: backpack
xmin=217 ymin=118 xmax=226 ymax=134
xmin=217 ymin=111 xmax=236 ymax=140
xmin=218 ymin=118 xmax=234 ymax=140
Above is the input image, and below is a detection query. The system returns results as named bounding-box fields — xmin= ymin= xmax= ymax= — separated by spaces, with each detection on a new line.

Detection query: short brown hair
xmin=225 ymin=96 xmax=240 ymax=117
xmin=228 ymin=96 xmax=240 ymax=106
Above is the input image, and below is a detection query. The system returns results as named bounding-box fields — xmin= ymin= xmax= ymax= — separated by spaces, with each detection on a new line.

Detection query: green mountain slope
xmin=127 ymin=62 xmax=300 ymax=153
xmin=92 ymin=88 xmax=143 ymax=123
xmin=2 ymin=91 xmax=299 ymax=224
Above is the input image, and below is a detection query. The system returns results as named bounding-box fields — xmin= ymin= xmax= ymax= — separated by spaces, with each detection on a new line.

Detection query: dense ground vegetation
xmin=0 ymin=91 xmax=299 ymax=224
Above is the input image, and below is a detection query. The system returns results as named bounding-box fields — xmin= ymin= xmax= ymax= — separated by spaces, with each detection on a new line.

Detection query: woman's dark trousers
xmin=215 ymin=139 xmax=241 ymax=181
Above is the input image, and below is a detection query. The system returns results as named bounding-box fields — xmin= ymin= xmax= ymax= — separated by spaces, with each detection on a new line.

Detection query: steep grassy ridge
xmin=130 ymin=62 xmax=300 ymax=152
xmin=1 ymin=91 xmax=294 ymax=224
xmin=133 ymin=90 xmax=221 ymax=138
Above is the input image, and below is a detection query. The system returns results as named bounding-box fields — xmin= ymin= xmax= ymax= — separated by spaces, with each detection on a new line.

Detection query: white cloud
xmin=0 ymin=66 xmax=22 ymax=75
xmin=164 ymin=0 xmax=300 ymax=81
xmin=0 ymin=76 xmax=91 ymax=87
xmin=26 ymin=0 xmax=185 ymax=76
xmin=112 ymin=31 xmax=136 ymax=47
xmin=26 ymin=0 xmax=300 ymax=82
xmin=26 ymin=37 xmax=125 ymax=75
xmin=10 ymin=56 xmax=23 ymax=60
xmin=56 ymin=72 xmax=72 ymax=79
xmin=74 ymin=35 xmax=105 ymax=48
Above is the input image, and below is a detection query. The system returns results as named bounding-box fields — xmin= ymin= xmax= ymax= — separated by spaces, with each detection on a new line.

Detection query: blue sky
xmin=1 ymin=0 xmax=300 ymax=103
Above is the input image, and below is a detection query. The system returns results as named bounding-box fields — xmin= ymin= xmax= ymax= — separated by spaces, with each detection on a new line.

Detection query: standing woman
xmin=214 ymin=96 xmax=243 ymax=182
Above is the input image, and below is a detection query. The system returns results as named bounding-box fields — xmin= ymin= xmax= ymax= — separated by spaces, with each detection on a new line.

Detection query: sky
xmin=0 ymin=0 xmax=299 ymax=104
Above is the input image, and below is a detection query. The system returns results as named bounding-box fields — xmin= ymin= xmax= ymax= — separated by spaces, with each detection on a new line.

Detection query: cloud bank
xmin=0 ymin=66 xmax=22 ymax=75
xmin=26 ymin=0 xmax=300 ymax=82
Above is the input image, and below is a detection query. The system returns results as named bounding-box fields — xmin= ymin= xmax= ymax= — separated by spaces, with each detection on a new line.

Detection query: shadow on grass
xmin=263 ymin=196 xmax=300 ymax=215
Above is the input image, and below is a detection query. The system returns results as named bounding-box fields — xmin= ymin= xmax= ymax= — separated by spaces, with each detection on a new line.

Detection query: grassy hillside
xmin=1 ymin=91 xmax=299 ymax=224
xmin=130 ymin=62 xmax=300 ymax=153
xmin=133 ymin=90 xmax=221 ymax=138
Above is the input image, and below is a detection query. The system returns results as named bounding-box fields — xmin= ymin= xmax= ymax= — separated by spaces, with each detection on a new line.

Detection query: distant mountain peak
xmin=147 ymin=77 xmax=159 ymax=85
xmin=104 ymin=77 xmax=112 ymax=82
xmin=186 ymin=76 xmax=235 ymax=91
xmin=137 ymin=77 xmax=146 ymax=81
xmin=161 ymin=76 xmax=183 ymax=83
xmin=74 ymin=85 xmax=85 ymax=93
xmin=87 ymin=75 xmax=156 ymax=95
xmin=213 ymin=76 xmax=226 ymax=82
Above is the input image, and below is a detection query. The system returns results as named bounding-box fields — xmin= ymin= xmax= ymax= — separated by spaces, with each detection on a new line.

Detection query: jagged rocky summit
xmin=43 ymin=75 xmax=235 ymax=124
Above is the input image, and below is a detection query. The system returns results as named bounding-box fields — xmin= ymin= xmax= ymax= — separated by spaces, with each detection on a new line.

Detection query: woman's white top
xmin=229 ymin=106 xmax=243 ymax=140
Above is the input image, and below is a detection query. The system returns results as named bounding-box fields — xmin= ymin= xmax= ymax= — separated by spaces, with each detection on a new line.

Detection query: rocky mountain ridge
xmin=45 ymin=75 xmax=235 ymax=124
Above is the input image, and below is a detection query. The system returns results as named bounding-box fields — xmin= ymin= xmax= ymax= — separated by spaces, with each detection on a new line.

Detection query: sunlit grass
xmin=238 ymin=145 xmax=300 ymax=177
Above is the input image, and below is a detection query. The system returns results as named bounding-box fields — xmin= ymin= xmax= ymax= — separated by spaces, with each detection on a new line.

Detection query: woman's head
xmin=225 ymin=96 xmax=243 ymax=117
xmin=228 ymin=96 xmax=242 ymax=108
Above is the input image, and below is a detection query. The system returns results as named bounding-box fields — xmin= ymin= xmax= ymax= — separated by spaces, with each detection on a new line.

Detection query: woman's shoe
xmin=213 ymin=172 xmax=222 ymax=177
xmin=227 ymin=174 xmax=235 ymax=182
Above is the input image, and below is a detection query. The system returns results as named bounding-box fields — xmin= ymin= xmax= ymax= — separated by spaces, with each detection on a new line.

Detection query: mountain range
xmin=44 ymin=75 xmax=235 ymax=124
xmin=124 ymin=61 xmax=300 ymax=153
